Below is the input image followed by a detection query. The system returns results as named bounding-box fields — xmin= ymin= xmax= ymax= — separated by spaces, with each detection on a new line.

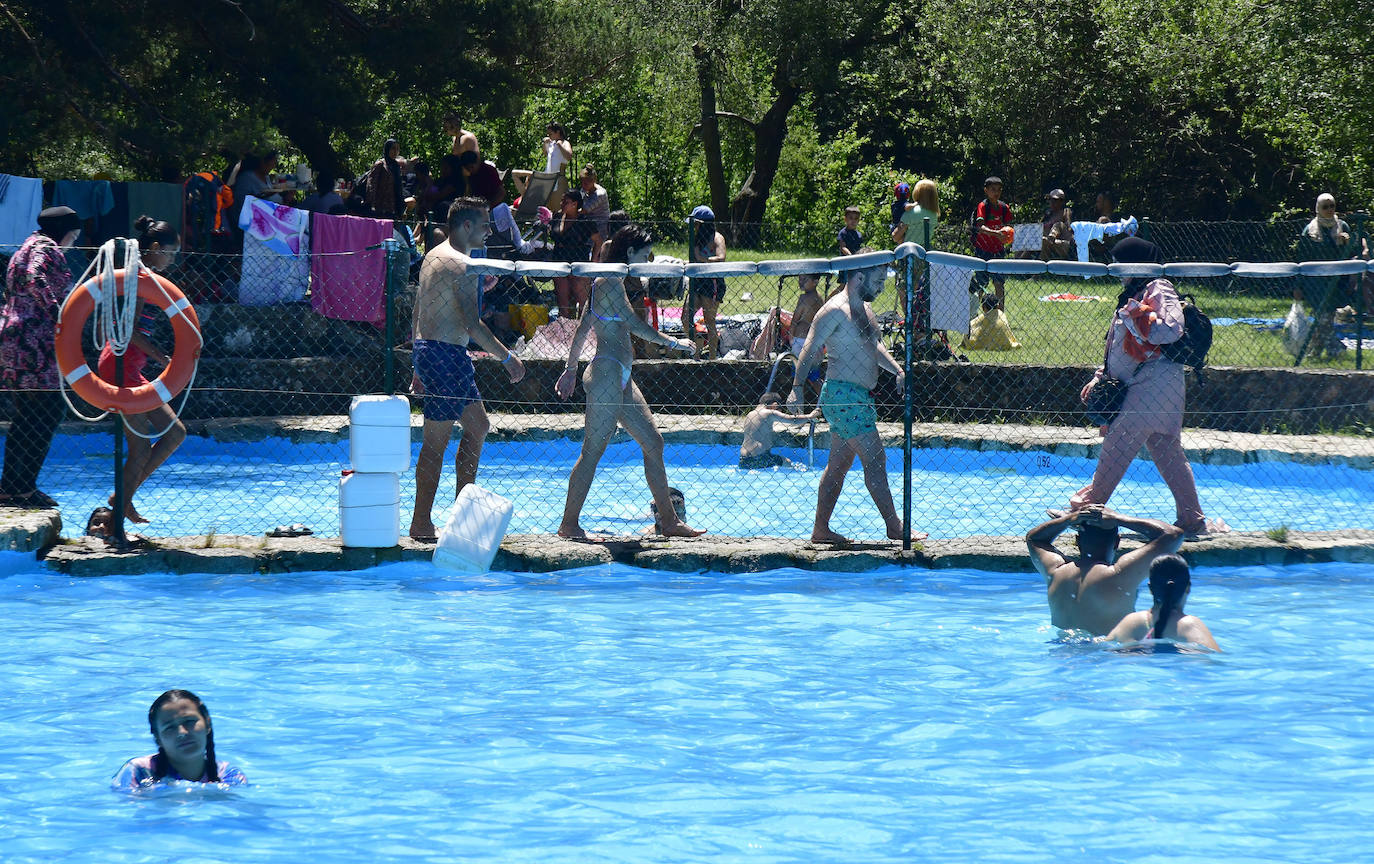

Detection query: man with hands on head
xmin=1026 ymin=505 xmax=1185 ymax=636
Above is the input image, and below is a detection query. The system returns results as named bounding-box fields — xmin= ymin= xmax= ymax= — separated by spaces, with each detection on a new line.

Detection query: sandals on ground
xmin=266 ymin=523 xmax=314 ymax=538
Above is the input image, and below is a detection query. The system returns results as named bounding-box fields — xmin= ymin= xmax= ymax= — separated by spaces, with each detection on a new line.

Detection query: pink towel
xmin=310 ymin=213 xmax=394 ymax=323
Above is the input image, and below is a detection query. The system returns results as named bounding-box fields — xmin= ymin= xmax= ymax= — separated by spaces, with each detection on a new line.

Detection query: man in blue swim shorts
xmin=792 ymin=250 xmax=923 ymax=544
xmin=408 ymin=197 xmax=526 ymax=542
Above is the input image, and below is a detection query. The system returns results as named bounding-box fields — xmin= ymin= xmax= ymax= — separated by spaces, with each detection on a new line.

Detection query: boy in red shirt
xmin=970 ymin=176 xmax=1013 ymax=310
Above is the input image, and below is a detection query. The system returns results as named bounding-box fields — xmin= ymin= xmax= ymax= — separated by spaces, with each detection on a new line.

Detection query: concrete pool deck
xmin=4 ymin=413 xmax=1371 ymax=576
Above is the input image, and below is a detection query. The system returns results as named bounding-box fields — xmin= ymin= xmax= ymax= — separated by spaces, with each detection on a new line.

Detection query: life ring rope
xmin=56 ymin=240 xmax=203 ymax=437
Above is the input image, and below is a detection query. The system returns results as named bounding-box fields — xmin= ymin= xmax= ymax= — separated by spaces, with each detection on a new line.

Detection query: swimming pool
xmin=29 ymin=433 xmax=1374 ymax=540
xmin=1 ymin=558 xmax=1370 ymax=862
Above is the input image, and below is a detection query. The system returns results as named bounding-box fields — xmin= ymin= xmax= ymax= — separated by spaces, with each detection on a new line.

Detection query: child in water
xmin=739 ymin=393 xmax=822 ymax=469
xmin=112 ymin=690 xmax=247 ymax=789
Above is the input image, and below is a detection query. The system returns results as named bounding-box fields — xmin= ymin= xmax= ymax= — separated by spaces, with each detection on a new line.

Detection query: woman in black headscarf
xmin=0 ymin=206 xmax=81 ymax=508
xmin=365 ymin=138 xmax=408 ymax=217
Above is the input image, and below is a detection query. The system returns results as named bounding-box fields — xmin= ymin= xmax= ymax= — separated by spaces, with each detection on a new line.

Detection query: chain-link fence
xmin=1 ymin=219 xmax=1370 ymax=550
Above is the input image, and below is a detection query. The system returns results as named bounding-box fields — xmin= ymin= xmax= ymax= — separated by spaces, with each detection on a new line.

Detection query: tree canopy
xmin=3 ymin=0 xmax=1368 ymax=235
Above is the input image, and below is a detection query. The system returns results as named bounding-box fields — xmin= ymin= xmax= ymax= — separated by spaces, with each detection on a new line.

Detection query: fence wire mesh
xmin=1 ymin=215 xmax=1371 ymax=550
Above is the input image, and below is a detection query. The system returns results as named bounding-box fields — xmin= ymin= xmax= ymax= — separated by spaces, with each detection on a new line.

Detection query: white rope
xmin=97 ymin=239 xmax=141 ymax=358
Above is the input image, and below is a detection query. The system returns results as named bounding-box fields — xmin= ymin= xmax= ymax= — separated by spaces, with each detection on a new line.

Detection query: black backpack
xmin=1161 ymin=293 xmax=1213 ymax=377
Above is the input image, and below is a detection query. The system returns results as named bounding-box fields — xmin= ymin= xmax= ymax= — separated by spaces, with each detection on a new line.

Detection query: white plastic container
xmin=349 ymin=394 xmax=412 ymax=474
xmin=433 ymin=484 xmax=514 ymax=572
xmin=339 ymin=470 xmax=400 ymax=548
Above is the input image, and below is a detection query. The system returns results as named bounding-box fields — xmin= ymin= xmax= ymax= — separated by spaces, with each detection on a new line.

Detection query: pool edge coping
xmin=21 ymin=525 xmax=1374 ymax=578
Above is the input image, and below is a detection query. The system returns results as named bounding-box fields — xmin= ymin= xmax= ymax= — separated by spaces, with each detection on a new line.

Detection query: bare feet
xmin=408 ymin=521 xmax=438 ymax=543
xmin=888 ymin=527 xmax=928 ymax=542
xmin=110 ymin=495 xmax=149 ymax=524
xmin=659 ymin=521 xmax=706 ymax=538
xmin=557 ymin=523 xmax=588 ymax=540
xmin=811 ymin=527 xmax=851 ymax=544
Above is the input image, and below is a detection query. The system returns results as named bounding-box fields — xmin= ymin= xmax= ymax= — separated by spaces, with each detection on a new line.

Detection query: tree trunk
xmin=728 ymin=66 xmax=801 ymax=229
xmin=693 ymin=43 xmax=729 ymax=223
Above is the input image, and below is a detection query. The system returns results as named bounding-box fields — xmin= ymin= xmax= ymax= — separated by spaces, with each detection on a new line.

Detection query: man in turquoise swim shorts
xmin=791 ymin=251 xmax=921 ymax=544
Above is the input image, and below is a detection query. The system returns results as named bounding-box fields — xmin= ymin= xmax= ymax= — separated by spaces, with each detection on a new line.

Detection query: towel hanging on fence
xmin=1011 ymin=223 xmax=1042 ymax=252
xmin=0 ymin=175 xmax=43 ymax=250
xmin=309 ymin=212 xmax=392 ymax=323
xmin=51 ymin=180 xmax=115 ymax=221
xmin=929 ymin=262 xmax=974 ymax=335
xmin=238 ymin=195 xmax=310 ymax=305
xmin=126 ymin=182 xmax=186 ymax=239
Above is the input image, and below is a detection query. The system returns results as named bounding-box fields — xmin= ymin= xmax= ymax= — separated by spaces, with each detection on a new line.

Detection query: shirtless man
xmin=408 ymin=197 xmax=526 ymax=542
xmin=738 ymin=393 xmax=821 ymax=469
xmin=1026 ymin=505 xmax=1185 ymax=636
xmin=443 ymin=113 xmax=479 ymax=158
xmin=787 ymin=273 xmax=824 ymax=410
xmin=791 ymin=254 xmax=913 ymax=543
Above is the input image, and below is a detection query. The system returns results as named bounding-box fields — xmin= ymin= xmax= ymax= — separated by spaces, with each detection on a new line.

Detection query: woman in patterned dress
xmin=0 ymin=206 xmax=80 ymax=508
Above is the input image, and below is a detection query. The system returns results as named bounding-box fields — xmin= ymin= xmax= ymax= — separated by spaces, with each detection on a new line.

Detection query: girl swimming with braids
xmin=112 ymin=690 xmax=246 ymax=789
xmin=1105 ymin=554 xmax=1220 ymax=651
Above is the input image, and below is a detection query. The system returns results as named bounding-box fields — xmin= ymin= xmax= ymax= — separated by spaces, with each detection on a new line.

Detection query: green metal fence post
xmin=1350 ymin=212 xmax=1368 ymax=371
xmin=382 ymin=238 xmax=403 ymax=396
xmin=902 ymin=250 xmax=914 ymax=552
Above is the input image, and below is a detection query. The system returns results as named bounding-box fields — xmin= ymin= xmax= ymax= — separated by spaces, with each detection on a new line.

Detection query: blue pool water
xmin=1 ymin=559 xmax=1371 ymax=862
xmin=29 ymin=433 xmax=1374 ymax=540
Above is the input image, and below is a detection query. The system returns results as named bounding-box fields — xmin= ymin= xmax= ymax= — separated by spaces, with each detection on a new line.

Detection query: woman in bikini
xmin=555 ymin=225 xmax=704 ymax=539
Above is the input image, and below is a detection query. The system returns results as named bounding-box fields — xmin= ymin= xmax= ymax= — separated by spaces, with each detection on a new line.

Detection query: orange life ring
xmin=55 ymin=268 xmax=201 ymax=414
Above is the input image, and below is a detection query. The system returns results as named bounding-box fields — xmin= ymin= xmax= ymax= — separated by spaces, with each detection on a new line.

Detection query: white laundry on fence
xmin=929 ymin=262 xmax=974 ymax=335
xmin=1011 ymin=223 xmax=1042 ymax=253
xmin=1070 ymin=216 xmax=1138 ymax=263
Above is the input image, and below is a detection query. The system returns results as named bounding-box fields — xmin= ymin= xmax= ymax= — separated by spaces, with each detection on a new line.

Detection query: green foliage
xmin=2 ymin=0 xmax=537 ymax=181
xmin=2 ymin=0 xmax=1365 ymax=226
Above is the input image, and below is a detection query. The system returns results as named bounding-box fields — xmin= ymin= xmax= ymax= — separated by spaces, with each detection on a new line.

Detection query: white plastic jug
xmin=339 ymin=470 xmax=399 ymax=548
xmin=349 ymin=394 xmax=412 ymax=473
xmin=433 ymin=484 xmax=514 ymax=572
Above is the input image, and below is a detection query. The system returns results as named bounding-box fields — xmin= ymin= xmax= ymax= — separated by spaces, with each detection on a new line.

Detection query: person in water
xmin=555 ymin=224 xmax=702 ymax=539
xmin=646 ymin=486 xmax=688 ymax=536
xmin=738 ymin=392 xmax=820 ymax=469
xmin=1026 ymin=505 xmax=1184 ymax=636
xmin=112 ymin=689 xmax=247 ymax=789
xmin=1106 ymin=554 xmax=1220 ymax=650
